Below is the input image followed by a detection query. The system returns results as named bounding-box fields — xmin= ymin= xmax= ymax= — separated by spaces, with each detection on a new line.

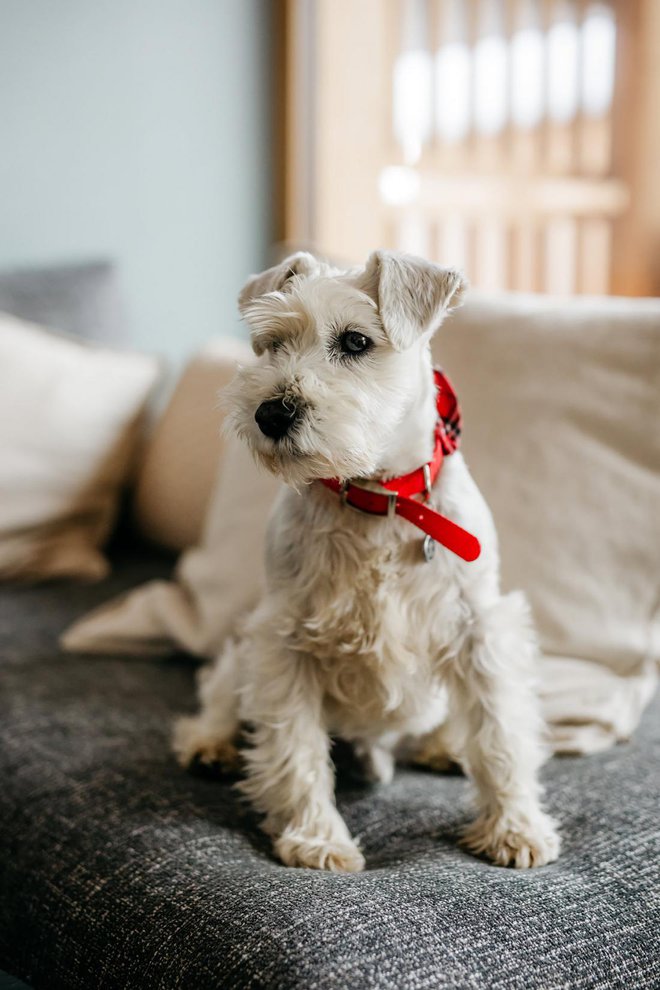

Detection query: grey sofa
xmin=1 ymin=534 xmax=659 ymax=989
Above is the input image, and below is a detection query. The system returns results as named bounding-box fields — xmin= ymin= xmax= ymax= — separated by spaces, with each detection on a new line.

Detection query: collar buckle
xmin=422 ymin=463 xmax=432 ymax=500
xmin=341 ymin=480 xmax=397 ymax=519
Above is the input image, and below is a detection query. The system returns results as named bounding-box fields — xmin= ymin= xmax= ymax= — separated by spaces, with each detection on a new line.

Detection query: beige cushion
xmin=437 ymin=294 xmax=660 ymax=668
xmin=0 ymin=312 xmax=160 ymax=581
xmin=436 ymin=292 xmax=660 ymax=749
xmin=62 ymin=293 xmax=660 ymax=751
xmin=133 ymin=338 xmax=252 ymax=551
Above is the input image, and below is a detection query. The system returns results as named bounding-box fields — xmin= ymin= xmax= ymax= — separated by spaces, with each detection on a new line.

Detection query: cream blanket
xmin=62 ymin=293 xmax=660 ymax=754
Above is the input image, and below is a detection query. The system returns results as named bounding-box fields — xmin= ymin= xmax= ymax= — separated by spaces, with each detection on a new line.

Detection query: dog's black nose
xmin=255 ymin=398 xmax=298 ymax=440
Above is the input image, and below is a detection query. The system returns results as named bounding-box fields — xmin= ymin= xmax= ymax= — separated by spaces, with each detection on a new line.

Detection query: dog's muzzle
xmin=255 ymin=398 xmax=298 ymax=441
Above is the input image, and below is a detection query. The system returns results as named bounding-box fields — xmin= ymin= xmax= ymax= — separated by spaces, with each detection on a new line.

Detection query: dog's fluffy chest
xmin=270 ymin=485 xmax=468 ymax=732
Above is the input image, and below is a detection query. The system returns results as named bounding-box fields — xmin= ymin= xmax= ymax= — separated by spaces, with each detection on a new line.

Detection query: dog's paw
xmin=275 ymin=829 xmax=365 ymax=872
xmin=462 ymin=809 xmax=560 ymax=869
xmin=172 ymin=716 xmax=241 ymax=772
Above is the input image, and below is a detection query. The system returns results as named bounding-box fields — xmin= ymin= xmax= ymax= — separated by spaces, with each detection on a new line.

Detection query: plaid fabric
xmin=434 ymin=368 xmax=462 ymax=455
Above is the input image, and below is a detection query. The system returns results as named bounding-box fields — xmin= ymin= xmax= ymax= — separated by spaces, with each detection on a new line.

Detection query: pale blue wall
xmin=0 ymin=0 xmax=272 ymax=361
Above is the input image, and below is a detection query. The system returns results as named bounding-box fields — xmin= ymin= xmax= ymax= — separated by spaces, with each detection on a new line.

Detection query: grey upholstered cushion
xmin=0 ymin=260 xmax=128 ymax=344
xmin=0 ymin=973 xmax=31 ymax=990
xmin=1 ymin=548 xmax=658 ymax=990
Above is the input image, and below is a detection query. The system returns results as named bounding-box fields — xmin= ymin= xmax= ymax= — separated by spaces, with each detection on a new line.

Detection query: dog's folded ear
xmin=360 ymin=251 xmax=467 ymax=350
xmin=238 ymin=252 xmax=320 ymax=315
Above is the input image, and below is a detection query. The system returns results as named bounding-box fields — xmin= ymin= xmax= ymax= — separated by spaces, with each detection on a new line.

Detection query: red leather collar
xmin=319 ymin=369 xmax=481 ymax=562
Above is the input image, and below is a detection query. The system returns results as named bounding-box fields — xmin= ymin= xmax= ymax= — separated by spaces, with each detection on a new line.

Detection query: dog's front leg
xmin=240 ymin=645 xmax=365 ymax=873
xmin=450 ymin=592 xmax=560 ymax=868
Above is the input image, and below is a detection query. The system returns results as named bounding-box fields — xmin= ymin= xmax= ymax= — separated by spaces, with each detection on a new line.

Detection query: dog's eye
xmin=339 ymin=329 xmax=372 ymax=356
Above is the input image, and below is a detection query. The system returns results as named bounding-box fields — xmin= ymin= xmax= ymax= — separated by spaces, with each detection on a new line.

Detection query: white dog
xmin=174 ymin=250 xmax=560 ymax=873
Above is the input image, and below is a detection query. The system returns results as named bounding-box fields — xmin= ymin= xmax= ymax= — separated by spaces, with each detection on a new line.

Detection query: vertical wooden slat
xmin=544 ymin=0 xmax=579 ymax=176
xmin=393 ymin=0 xmax=434 ymax=163
xmin=610 ymin=0 xmax=660 ymax=295
xmin=314 ymin=0 xmax=390 ymax=261
xmin=508 ymin=0 xmax=545 ymax=176
xmin=384 ymin=0 xmax=405 ymax=161
xmin=465 ymin=0 xmax=481 ymax=162
xmin=472 ymin=0 xmax=509 ymax=172
xmin=465 ymin=219 xmax=479 ymax=285
xmin=533 ymin=221 xmax=546 ymax=293
xmin=428 ymin=0 xmax=442 ymax=157
xmin=272 ymin=0 xmax=288 ymax=247
xmin=574 ymin=0 xmax=588 ymax=177
xmin=432 ymin=0 xmax=471 ymax=171
xmin=475 ymin=218 xmax=507 ymax=288
xmin=578 ymin=217 xmax=611 ymax=294
xmin=578 ymin=114 xmax=612 ymax=178
xmin=396 ymin=211 xmax=432 ymax=256
xmin=545 ymin=216 xmax=577 ymax=293
xmin=430 ymin=218 xmax=441 ymax=263
xmin=502 ymin=0 xmax=517 ymax=172
xmin=577 ymin=0 xmax=615 ymax=177
xmin=511 ymin=221 xmax=541 ymax=292
xmin=507 ymin=0 xmax=544 ymax=290
xmin=438 ymin=212 xmax=470 ymax=272
xmin=282 ymin=0 xmax=317 ymax=247
xmin=383 ymin=214 xmax=399 ymax=253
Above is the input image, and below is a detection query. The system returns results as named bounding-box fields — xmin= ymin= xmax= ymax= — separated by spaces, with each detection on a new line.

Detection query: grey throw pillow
xmin=0 ymin=259 xmax=129 ymax=344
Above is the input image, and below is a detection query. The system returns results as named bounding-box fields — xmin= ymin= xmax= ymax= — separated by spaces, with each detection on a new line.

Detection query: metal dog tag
xmin=422 ymin=535 xmax=436 ymax=562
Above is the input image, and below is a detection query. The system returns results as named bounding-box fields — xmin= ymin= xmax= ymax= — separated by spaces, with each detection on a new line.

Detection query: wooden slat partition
xmin=380 ymin=0 xmax=637 ymax=294
xmin=283 ymin=0 xmax=659 ymax=296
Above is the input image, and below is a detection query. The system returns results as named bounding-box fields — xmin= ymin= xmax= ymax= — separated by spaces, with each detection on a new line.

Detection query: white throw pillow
xmin=0 ymin=312 xmax=160 ymax=581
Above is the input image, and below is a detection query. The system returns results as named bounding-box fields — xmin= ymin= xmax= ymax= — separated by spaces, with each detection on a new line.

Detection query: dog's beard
xmin=250 ymin=444 xmax=333 ymax=489
xmin=234 ymin=422 xmax=380 ymax=489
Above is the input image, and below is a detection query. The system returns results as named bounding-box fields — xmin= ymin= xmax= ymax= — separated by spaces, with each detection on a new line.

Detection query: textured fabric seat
xmin=1 ymin=547 xmax=659 ymax=990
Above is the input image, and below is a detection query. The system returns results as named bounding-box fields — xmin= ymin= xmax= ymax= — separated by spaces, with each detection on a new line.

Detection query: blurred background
xmin=1 ymin=0 xmax=659 ymax=363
